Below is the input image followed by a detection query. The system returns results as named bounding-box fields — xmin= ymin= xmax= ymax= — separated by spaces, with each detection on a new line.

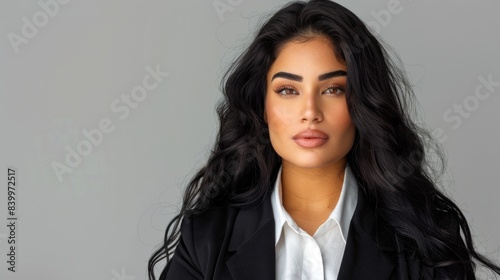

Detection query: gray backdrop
xmin=1 ymin=0 xmax=499 ymax=279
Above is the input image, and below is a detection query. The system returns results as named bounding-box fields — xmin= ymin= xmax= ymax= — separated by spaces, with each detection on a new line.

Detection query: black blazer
xmin=161 ymin=187 xmax=473 ymax=280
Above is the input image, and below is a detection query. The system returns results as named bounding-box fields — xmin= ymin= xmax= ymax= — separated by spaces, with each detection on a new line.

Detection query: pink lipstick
xmin=292 ymin=129 xmax=329 ymax=148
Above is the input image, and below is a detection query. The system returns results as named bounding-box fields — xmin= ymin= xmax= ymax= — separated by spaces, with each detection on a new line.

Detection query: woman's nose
xmin=300 ymin=91 xmax=323 ymax=123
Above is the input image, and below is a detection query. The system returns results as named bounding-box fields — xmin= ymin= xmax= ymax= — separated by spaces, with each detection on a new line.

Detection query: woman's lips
xmin=292 ymin=129 xmax=329 ymax=148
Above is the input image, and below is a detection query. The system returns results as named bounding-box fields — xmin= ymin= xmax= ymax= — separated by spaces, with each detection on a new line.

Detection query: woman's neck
xmin=280 ymin=160 xmax=346 ymax=228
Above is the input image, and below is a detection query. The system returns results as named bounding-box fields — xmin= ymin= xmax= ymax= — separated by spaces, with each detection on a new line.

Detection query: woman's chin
xmin=281 ymin=158 xmax=344 ymax=170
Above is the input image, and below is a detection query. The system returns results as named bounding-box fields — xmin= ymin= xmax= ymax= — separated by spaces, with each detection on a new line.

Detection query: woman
xmin=149 ymin=0 xmax=500 ymax=279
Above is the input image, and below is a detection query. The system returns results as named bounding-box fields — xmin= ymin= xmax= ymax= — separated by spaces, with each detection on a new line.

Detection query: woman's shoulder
xmin=178 ymin=203 xmax=242 ymax=248
xmin=179 ymin=196 xmax=273 ymax=248
xmin=183 ymin=204 xmax=240 ymax=230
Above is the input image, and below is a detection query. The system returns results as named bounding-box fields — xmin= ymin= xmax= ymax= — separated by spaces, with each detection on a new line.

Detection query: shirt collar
xmin=270 ymin=163 xmax=359 ymax=245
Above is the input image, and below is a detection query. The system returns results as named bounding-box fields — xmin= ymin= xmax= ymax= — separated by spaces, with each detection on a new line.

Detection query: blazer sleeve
xmin=160 ymin=215 xmax=204 ymax=280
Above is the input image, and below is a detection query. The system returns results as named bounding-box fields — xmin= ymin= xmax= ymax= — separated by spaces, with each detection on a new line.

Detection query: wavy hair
xmin=149 ymin=0 xmax=500 ymax=279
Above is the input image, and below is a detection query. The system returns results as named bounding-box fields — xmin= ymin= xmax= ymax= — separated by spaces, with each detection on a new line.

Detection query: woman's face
xmin=264 ymin=36 xmax=356 ymax=169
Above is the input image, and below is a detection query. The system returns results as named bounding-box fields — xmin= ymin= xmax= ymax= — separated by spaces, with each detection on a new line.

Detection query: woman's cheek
xmin=268 ymin=107 xmax=291 ymax=132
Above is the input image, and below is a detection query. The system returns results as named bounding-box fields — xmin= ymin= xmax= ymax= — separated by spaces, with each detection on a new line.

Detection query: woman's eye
xmin=325 ymin=86 xmax=345 ymax=95
xmin=274 ymin=85 xmax=345 ymax=96
xmin=275 ymin=87 xmax=297 ymax=96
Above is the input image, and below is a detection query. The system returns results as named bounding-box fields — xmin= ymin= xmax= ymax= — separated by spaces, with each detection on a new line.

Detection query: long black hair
xmin=149 ymin=0 xmax=500 ymax=279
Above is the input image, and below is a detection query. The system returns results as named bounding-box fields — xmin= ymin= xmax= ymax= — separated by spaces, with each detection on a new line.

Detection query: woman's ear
xmin=263 ymin=110 xmax=267 ymax=123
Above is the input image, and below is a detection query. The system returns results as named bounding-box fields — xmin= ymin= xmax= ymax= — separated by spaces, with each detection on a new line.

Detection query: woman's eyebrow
xmin=271 ymin=70 xmax=347 ymax=82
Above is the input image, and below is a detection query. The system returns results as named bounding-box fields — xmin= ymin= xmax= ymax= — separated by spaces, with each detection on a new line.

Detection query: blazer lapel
xmin=224 ymin=185 xmax=398 ymax=280
xmin=338 ymin=189 xmax=396 ymax=280
xmin=225 ymin=190 xmax=275 ymax=280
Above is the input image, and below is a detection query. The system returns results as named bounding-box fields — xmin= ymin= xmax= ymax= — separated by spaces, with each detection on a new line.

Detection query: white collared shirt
xmin=271 ymin=163 xmax=358 ymax=280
